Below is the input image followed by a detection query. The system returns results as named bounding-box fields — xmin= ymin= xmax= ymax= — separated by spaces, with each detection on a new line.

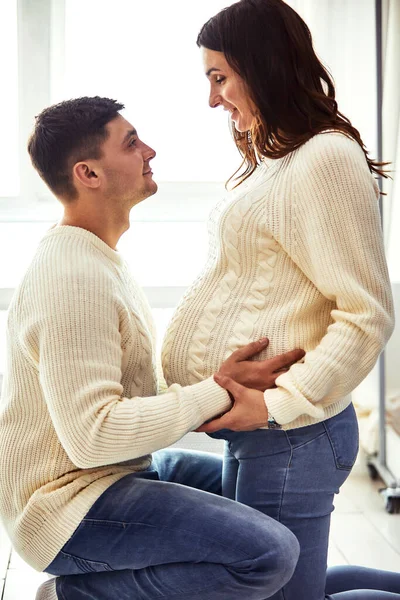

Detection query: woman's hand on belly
xmin=218 ymin=338 xmax=305 ymax=392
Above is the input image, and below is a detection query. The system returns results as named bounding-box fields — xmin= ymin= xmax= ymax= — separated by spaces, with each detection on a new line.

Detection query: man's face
xmin=97 ymin=115 xmax=157 ymax=208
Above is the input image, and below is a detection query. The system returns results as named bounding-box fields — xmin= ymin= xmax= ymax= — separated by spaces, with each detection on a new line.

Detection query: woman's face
xmin=201 ymin=47 xmax=257 ymax=133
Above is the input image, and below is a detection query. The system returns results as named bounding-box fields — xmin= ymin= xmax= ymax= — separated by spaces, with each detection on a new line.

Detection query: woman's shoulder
xmin=296 ymin=130 xmax=363 ymax=164
xmin=289 ymin=130 xmax=378 ymax=204
xmin=290 ymin=130 xmax=372 ymax=185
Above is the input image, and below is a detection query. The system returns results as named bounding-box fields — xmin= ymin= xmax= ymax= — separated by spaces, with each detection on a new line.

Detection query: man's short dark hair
xmin=28 ymin=96 xmax=125 ymax=200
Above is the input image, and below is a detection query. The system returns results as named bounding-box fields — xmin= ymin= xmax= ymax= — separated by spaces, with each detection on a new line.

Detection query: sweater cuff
xmin=264 ymin=373 xmax=325 ymax=425
xmin=188 ymin=377 xmax=232 ymax=423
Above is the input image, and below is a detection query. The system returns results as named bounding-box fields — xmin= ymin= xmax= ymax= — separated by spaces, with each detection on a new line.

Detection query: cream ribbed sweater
xmin=0 ymin=226 xmax=231 ymax=571
xmin=162 ymin=132 xmax=394 ymax=428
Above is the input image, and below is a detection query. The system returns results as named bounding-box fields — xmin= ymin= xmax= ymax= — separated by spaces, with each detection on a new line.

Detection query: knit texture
xmin=35 ymin=578 xmax=57 ymax=600
xmin=0 ymin=226 xmax=230 ymax=571
xmin=162 ymin=132 xmax=394 ymax=428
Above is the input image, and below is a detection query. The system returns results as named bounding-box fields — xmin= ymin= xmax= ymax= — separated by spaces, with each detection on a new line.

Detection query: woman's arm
xmin=265 ymin=132 xmax=394 ymax=426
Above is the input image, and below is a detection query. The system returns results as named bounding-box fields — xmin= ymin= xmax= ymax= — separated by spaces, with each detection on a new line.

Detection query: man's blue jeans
xmin=326 ymin=565 xmax=400 ymax=600
xmin=327 ymin=566 xmax=400 ymax=599
xmin=209 ymin=403 xmax=360 ymax=600
xmin=45 ymin=448 xmax=300 ymax=599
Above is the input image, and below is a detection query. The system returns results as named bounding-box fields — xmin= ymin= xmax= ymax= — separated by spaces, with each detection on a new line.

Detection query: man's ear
xmin=73 ymin=161 xmax=101 ymax=190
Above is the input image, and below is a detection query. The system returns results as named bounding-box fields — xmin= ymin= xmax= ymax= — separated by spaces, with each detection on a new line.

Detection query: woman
xmin=161 ymin=1 xmax=395 ymax=599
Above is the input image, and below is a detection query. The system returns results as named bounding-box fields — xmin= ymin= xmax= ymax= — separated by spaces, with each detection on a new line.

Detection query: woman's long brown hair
xmin=197 ymin=0 xmax=390 ymax=189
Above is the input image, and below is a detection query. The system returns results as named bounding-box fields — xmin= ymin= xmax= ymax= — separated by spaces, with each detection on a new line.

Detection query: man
xmin=0 ymin=97 xmax=302 ymax=600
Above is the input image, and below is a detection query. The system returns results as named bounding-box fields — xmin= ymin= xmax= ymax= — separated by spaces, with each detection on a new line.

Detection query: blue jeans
xmin=209 ymin=403 xmax=359 ymax=600
xmin=45 ymin=448 xmax=299 ymax=599
xmin=327 ymin=566 xmax=400 ymax=599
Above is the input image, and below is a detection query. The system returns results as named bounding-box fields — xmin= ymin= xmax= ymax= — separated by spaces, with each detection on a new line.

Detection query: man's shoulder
xmin=33 ymin=230 xmax=116 ymax=279
xmin=15 ymin=233 xmax=120 ymax=314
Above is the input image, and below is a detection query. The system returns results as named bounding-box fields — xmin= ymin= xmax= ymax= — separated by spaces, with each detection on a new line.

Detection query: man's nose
xmin=144 ymin=145 xmax=156 ymax=161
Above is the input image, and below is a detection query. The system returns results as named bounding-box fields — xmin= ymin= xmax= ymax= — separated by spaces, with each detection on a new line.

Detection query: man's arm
xmin=30 ymin=268 xmax=230 ymax=469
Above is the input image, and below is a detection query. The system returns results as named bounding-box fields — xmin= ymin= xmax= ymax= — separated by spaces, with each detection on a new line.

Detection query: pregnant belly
xmin=161 ymin=293 xmax=270 ymax=387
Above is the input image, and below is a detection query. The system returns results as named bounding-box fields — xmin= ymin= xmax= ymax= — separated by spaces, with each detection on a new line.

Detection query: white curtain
xmin=383 ymin=0 xmax=400 ymax=269
xmin=381 ymin=0 xmax=400 ymax=473
xmin=346 ymin=0 xmax=400 ymax=456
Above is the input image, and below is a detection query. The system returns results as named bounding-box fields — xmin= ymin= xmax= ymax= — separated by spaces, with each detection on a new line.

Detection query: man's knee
xmin=260 ymin=522 xmax=299 ymax=592
xmin=229 ymin=517 xmax=299 ymax=599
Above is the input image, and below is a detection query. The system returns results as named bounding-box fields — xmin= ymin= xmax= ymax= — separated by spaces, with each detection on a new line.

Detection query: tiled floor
xmin=1 ymin=448 xmax=399 ymax=599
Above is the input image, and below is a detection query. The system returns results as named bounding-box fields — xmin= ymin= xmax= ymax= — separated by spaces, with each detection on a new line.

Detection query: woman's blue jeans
xmin=209 ymin=403 xmax=360 ymax=600
xmin=45 ymin=448 xmax=300 ymax=599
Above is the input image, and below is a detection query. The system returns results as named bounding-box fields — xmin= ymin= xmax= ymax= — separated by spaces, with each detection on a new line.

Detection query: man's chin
xmin=145 ymin=181 xmax=158 ymax=198
xmin=149 ymin=180 xmax=158 ymax=194
xmin=131 ymin=183 xmax=158 ymax=207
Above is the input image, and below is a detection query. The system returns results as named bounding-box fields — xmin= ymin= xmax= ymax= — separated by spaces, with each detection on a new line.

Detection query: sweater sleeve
xmin=29 ymin=264 xmax=230 ymax=469
xmin=264 ymin=133 xmax=394 ymax=425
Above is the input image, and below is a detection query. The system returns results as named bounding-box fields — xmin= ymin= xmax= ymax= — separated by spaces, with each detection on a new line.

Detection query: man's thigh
xmin=46 ymin=472 xmax=291 ymax=576
xmin=151 ymin=447 xmax=223 ymax=494
xmin=47 ymin=472 xmax=300 ymax=600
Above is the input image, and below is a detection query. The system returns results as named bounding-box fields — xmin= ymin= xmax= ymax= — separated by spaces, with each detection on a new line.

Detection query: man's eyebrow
xmin=122 ymin=129 xmax=137 ymax=144
xmin=206 ymin=67 xmax=222 ymax=77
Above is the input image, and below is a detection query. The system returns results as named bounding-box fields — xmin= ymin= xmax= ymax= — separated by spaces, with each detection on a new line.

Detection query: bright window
xmin=0 ymin=0 xmax=18 ymax=197
xmin=0 ymin=220 xmax=208 ymax=289
xmin=63 ymin=0 xmax=240 ymax=183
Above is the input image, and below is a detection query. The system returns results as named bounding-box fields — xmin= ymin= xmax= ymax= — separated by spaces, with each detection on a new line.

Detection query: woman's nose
xmin=209 ymin=90 xmax=221 ymax=108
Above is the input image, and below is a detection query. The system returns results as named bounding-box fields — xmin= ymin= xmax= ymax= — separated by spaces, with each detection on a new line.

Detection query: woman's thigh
xmin=224 ymin=404 xmax=359 ymax=600
xmin=222 ymin=443 xmax=239 ymax=499
xmin=151 ymin=447 xmax=223 ymax=494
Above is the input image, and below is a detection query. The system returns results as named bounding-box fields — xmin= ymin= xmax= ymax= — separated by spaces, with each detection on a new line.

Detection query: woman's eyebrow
xmin=206 ymin=67 xmax=222 ymax=77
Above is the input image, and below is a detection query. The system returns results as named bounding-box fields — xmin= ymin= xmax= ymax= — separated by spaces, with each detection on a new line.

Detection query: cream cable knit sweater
xmin=0 ymin=226 xmax=230 ymax=571
xmin=162 ymin=132 xmax=394 ymax=428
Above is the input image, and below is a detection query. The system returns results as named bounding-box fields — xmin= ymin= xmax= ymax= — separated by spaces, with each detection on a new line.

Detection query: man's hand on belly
xmin=217 ymin=338 xmax=305 ymax=392
xmin=195 ymin=374 xmax=269 ymax=432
